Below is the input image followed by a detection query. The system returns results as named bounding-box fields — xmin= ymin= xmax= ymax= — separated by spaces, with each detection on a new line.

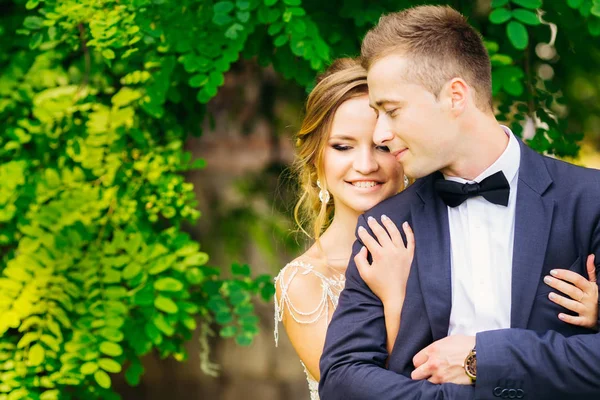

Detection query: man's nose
xmin=373 ymin=116 xmax=394 ymax=146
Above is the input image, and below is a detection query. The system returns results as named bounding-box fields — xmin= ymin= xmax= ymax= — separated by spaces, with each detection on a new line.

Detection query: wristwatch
xmin=463 ymin=347 xmax=477 ymax=384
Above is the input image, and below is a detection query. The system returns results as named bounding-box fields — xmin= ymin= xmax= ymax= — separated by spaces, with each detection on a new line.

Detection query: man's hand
xmin=411 ymin=335 xmax=475 ymax=385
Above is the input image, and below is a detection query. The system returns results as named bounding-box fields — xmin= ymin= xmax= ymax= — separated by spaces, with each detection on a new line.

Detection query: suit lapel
xmin=412 ymin=175 xmax=452 ymax=340
xmin=510 ymin=141 xmax=554 ymax=328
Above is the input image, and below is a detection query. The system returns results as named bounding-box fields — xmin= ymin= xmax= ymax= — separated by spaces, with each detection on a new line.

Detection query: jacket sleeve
xmin=318 ymin=214 xmax=475 ymax=400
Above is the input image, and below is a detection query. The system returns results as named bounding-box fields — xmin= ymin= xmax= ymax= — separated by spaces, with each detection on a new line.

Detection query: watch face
xmin=467 ymin=355 xmax=476 ymax=375
xmin=466 ymin=353 xmax=477 ymax=377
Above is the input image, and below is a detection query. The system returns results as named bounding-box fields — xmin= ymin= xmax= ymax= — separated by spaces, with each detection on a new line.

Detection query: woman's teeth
xmin=352 ymin=181 xmax=378 ymax=188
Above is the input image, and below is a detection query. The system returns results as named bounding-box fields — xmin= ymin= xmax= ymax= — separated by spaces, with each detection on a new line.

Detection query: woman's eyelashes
xmin=331 ymin=143 xmax=390 ymax=153
xmin=332 ymin=144 xmax=351 ymax=151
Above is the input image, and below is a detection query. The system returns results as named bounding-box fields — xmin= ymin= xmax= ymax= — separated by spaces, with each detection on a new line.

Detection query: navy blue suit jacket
xmin=319 ymin=140 xmax=600 ymax=399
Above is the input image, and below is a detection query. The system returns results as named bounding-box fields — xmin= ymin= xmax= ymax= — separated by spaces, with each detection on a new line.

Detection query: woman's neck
xmin=314 ymin=208 xmax=360 ymax=269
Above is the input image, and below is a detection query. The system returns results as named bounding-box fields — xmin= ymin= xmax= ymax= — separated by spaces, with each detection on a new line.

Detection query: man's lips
xmin=392 ymin=148 xmax=408 ymax=160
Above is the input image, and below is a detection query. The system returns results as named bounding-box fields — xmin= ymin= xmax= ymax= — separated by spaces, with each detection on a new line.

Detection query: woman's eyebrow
xmin=329 ymin=135 xmax=356 ymax=141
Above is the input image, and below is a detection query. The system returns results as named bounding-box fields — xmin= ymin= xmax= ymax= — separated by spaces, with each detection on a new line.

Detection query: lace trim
xmin=273 ymin=260 xmax=345 ymax=347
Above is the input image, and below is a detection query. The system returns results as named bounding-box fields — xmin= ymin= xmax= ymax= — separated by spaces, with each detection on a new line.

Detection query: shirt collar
xmin=444 ymin=125 xmax=520 ymax=186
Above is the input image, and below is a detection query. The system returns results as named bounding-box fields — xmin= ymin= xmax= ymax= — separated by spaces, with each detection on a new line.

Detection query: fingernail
xmin=403 ymin=221 xmax=408 ymax=228
xmin=543 ymin=276 xmax=552 ymax=284
xmin=361 ymin=246 xmax=366 ymax=252
xmin=381 ymin=214 xmax=389 ymax=221
xmin=558 ymin=313 xmax=566 ymax=320
xmin=550 ymin=270 xmax=558 ymax=277
xmin=358 ymin=226 xmax=366 ymax=232
xmin=549 ymin=292 xmax=556 ymax=300
xmin=368 ymin=216 xmax=375 ymax=223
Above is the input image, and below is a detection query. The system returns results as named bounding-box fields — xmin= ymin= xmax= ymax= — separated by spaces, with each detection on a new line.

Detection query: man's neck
xmin=441 ymin=120 xmax=509 ymax=181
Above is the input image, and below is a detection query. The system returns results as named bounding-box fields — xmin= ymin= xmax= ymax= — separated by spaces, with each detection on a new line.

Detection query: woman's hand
xmin=355 ymin=215 xmax=415 ymax=305
xmin=543 ymin=254 xmax=598 ymax=329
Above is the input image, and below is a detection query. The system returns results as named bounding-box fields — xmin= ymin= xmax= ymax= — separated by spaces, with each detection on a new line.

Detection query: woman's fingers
xmin=548 ymin=292 xmax=584 ymax=314
xmin=354 ymin=246 xmax=370 ymax=278
xmin=550 ymin=268 xmax=589 ymax=289
xmin=381 ymin=214 xmax=403 ymax=246
xmin=557 ymin=312 xmax=587 ymax=327
xmin=544 ymin=269 xmax=587 ymax=301
xmin=358 ymin=225 xmax=381 ymax=254
xmin=587 ymin=254 xmax=597 ymax=283
xmin=367 ymin=216 xmax=393 ymax=248
xmin=403 ymin=222 xmax=415 ymax=254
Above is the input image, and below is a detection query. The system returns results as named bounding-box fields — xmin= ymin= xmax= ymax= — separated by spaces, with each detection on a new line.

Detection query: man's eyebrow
xmin=370 ymin=99 xmax=404 ymax=108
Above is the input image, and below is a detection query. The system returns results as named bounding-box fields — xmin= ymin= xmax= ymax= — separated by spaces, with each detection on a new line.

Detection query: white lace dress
xmin=274 ymin=260 xmax=345 ymax=400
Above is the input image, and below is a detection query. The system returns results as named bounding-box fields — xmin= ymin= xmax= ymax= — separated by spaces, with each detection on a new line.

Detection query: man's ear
xmin=441 ymin=78 xmax=469 ymax=116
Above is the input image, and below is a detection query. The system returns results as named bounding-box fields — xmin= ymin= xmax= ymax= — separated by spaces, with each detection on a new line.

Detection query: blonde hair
xmin=361 ymin=5 xmax=493 ymax=111
xmin=293 ymin=58 xmax=369 ymax=240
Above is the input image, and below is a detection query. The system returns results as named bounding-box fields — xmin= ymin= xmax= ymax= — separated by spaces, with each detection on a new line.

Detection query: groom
xmin=319 ymin=5 xmax=600 ymax=400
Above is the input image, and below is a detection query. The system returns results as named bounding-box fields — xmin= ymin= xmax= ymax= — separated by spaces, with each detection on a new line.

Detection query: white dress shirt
xmin=447 ymin=127 xmax=520 ymax=336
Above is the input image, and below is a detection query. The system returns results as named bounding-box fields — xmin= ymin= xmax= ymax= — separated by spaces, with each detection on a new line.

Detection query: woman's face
xmin=322 ymin=94 xmax=404 ymax=216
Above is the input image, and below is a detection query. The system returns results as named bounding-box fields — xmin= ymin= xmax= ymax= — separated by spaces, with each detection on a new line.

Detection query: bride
xmin=274 ymin=58 xmax=599 ymax=400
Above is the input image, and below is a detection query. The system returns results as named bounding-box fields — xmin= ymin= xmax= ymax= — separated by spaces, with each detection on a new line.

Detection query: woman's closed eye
xmin=332 ymin=144 xmax=351 ymax=151
xmin=376 ymin=145 xmax=390 ymax=153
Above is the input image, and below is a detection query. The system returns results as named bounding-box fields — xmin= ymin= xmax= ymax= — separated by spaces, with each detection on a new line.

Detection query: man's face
xmin=367 ymin=54 xmax=459 ymax=179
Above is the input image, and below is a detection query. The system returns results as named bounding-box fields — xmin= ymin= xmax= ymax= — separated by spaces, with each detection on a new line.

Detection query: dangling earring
xmin=316 ymin=180 xmax=330 ymax=204
xmin=404 ymin=175 xmax=410 ymax=189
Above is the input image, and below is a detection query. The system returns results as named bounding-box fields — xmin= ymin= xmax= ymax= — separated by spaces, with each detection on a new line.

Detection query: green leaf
xmin=94 ymin=370 xmax=112 ymax=389
xmin=512 ymin=9 xmax=541 ymax=25
xmin=567 ymin=0 xmax=583 ymax=8
xmin=489 ymin=8 xmax=512 ymax=24
xmin=592 ymin=4 xmax=600 ymax=17
xmin=25 ymin=0 xmax=40 ymax=9
xmin=264 ymin=0 xmax=278 ymax=5
xmin=102 ymin=49 xmax=116 ymax=60
xmin=237 ymin=11 xmax=250 ymax=23
xmin=510 ymin=0 xmax=542 ymax=9
xmin=100 ymin=342 xmax=123 ymax=357
xmin=235 ymin=333 xmax=253 ymax=346
xmin=122 ymin=262 xmax=142 ymax=280
xmin=99 ymin=358 xmax=122 ymax=373
xmin=219 ymin=325 xmax=236 ymax=338
xmin=153 ymin=313 xmax=175 ymax=336
xmin=28 ymin=343 xmax=45 ymax=366
xmin=215 ymin=311 xmax=233 ymax=324
xmin=589 ymin=18 xmax=600 ymax=36
xmin=490 ymin=54 xmax=513 ymax=66
xmin=154 ymin=296 xmax=178 ymax=314
xmin=17 ymin=332 xmax=39 ymax=348
xmin=23 ymin=16 xmax=44 ymax=30
xmin=214 ymin=1 xmax=235 ymax=14
xmin=29 ymin=32 xmax=43 ymax=49
xmin=80 ymin=362 xmax=98 ymax=375
xmin=112 ymin=88 xmax=142 ymax=108
xmin=506 ymin=21 xmax=528 ymax=50
xmin=283 ymin=0 xmax=301 ymax=5
xmin=154 ymin=277 xmax=184 ymax=292
xmin=231 ymin=263 xmax=251 ymax=276
xmin=100 ymin=327 xmax=124 ymax=342
xmin=213 ymin=13 xmax=233 ymax=26
xmin=125 ymin=361 xmax=144 ymax=386
xmin=225 ymin=23 xmax=244 ymax=39
xmin=236 ymin=0 xmax=251 ymax=9
xmin=189 ymin=74 xmax=209 ymax=88
xmin=185 ymin=267 xmax=204 ymax=284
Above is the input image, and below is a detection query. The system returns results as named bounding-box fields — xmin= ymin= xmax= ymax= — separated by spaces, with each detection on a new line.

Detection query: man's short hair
xmin=361 ymin=5 xmax=492 ymax=111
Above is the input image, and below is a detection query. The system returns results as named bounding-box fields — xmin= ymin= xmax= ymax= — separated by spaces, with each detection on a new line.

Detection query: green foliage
xmin=1 ymin=0 xmax=599 ymax=397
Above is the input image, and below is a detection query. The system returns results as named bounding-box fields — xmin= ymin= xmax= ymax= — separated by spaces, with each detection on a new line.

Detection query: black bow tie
xmin=434 ymin=171 xmax=510 ymax=207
